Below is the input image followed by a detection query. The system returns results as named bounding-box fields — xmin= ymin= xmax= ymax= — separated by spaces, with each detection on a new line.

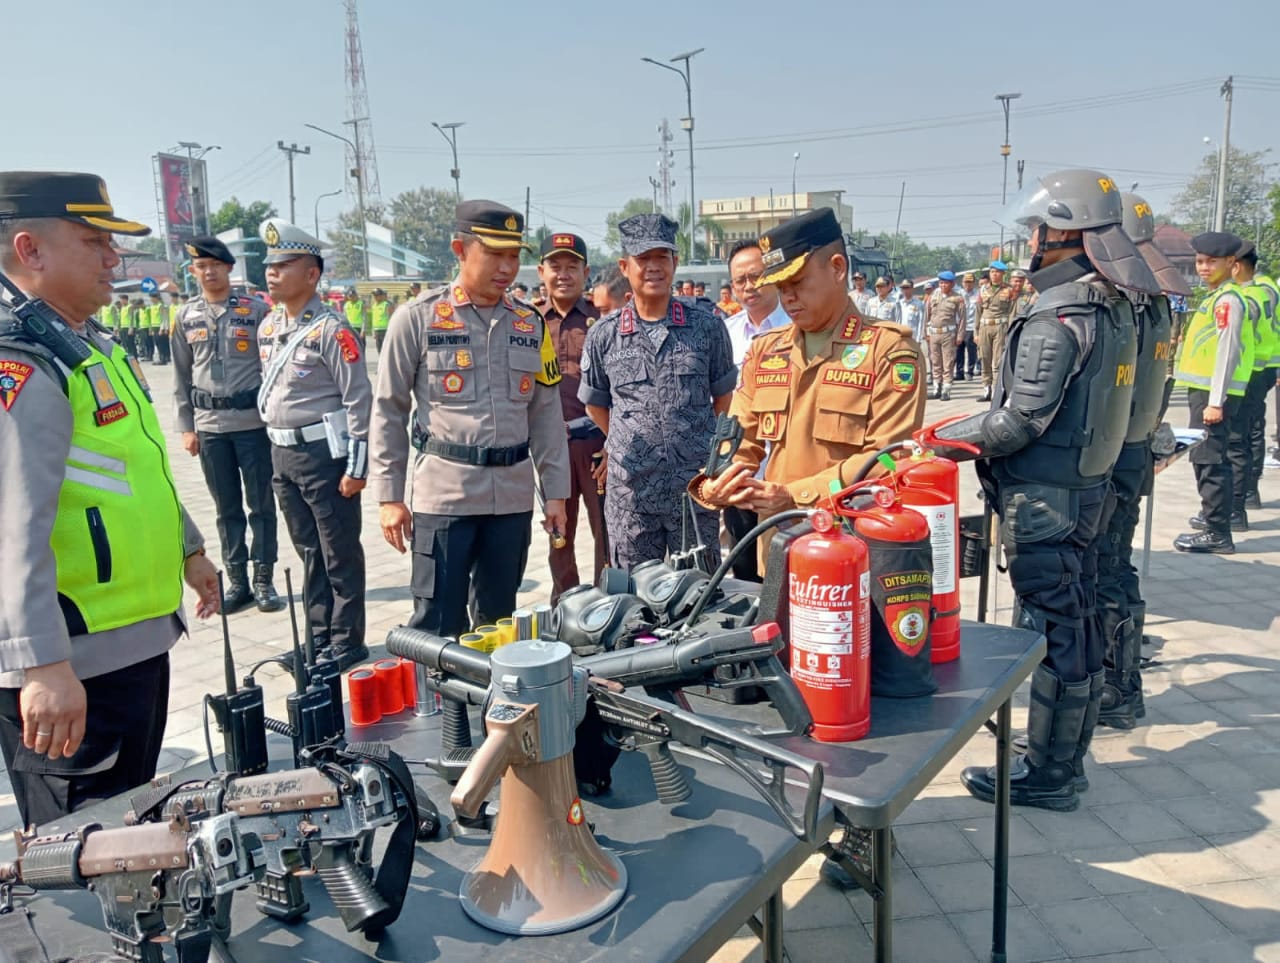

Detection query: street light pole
xmin=431 ymin=121 xmax=465 ymax=203
xmin=643 ymin=48 xmax=704 ymax=261
xmin=1214 ymin=76 xmax=1234 ymax=232
xmin=305 ymin=122 xmax=370 ymax=280
xmin=791 ymin=152 xmax=800 ymax=218
xmin=277 ymin=141 xmax=311 ymax=223
xmin=314 ymin=188 xmax=343 ymax=238
xmin=994 ymin=92 xmax=1022 ymax=205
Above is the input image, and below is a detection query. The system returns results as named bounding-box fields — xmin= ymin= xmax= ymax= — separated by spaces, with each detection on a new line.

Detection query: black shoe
xmin=1174 ymin=530 xmax=1235 ymax=553
xmin=331 ymin=645 xmax=371 ymax=671
xmin=1010 ymin=733 xmax=1088 ymax=790
xmin=252 ymin=564 xmax=285 ymax=613
xmin=1187 ymin=512 xmax=1245 ymax=533
xmin=1188 ymin=512 xmax=1207 ymax=530
xmin=277 ymin=647 xmax=325 ymax=676
xmin=1245 ymin=491 xmax=1263 ymax=511
xmin=954 ymin=372 xmax=966 ymax=382
xmin=979 ymin=388 xmax=992 ymax=403
xmin=962 ymin=754 xmax=1079 ymax=811
xmin=222 ymin=566 xmax=255 ymax=614
xmin=1097 ymin=681 xmax=1137 ymax=730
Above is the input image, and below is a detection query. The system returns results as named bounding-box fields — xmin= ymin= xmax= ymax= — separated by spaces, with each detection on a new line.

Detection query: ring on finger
xmin=36 ymin=729 xmax=52 ymax=738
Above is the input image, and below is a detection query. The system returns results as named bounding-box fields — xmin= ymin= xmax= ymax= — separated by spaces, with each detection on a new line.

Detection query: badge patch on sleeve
xmin=335 ymin=327 xmax=362 ymax=363
xmin=1215 ymin=298 xmax=1232 ymax=330
xmin=0 ymin=360 xmax=34 ymax=411
xmin=759 ymin=411 xmax=783 ymax=440
xmin=444 ymin=372 xmax=464 ymax=394
xmin=519 ymin=374 xmax=532 ymax=395
xmin=891 ymin=361 xmax=917 ymax=392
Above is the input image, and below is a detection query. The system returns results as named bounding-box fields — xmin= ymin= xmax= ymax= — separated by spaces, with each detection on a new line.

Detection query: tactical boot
xmin=1071 ymin=671 xmax=1105 ymax=791
xmin=1174 ymin=530 xmax=1235 ymax=554
xmin=963 ymin=666 xmax=1090 ymax=811
xmin=1097 ymin=608 xmax=1136 ymax=730
xmin=940 ymin=385 xmax=952 ymax=401
xmin=222 ymin=564 xmax=254 ymax=614
xmin=252 ymin=564 xmax=286 ymax=613
xmin=1187 ymin=511 xmax=1245 ymax=531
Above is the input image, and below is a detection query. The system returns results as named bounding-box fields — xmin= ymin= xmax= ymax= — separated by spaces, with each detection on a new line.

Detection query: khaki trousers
xmin=977 ymin=322 xmax=1007 ymax=388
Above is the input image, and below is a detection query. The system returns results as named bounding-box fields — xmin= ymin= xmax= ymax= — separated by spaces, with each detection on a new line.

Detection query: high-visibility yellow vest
xmin=344 ymin=301 xmax=366 ymax=330
xmin=52 ymin=338 xmax=185 ymax=632
xmin=1253 ymin=274 xmax=1280 ymax=368
xmin=1174 ymin=282 xmax=1253 ymax=397
xmin=100 ymin=305 xmax=119 ymax=330
xmin=371 ymin=300 xmax=390 ymax=331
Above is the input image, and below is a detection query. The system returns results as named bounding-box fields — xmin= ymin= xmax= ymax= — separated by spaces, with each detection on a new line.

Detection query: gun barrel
xmin=386 ymin=628 xmax=490 ymax=684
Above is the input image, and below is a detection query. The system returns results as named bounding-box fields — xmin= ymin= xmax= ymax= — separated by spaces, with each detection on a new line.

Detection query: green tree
xmin=208 ymin=197 xmax=277 ymax=288
xmin=523 ymin=225 xmax=554 ymax=266
xmin=133 ymin=236 xmax=169 ymax=257
xmin=1172 ymin=148 xmax=1279 ymax=265
xmin=388 ymin=187 xmax=456 ymax=277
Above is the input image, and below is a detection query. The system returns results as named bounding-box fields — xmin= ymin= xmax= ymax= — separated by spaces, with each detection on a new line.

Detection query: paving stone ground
xmin=4 ymin=350 xmax=1278 ymax=961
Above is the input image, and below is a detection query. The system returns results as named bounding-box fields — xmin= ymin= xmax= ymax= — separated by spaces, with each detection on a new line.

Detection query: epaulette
xmin=868 ymin=318 xmax=914 ymax=338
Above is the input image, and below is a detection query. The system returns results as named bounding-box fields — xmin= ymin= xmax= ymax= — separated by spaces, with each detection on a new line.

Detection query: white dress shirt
xmin=723 ymin=300 xmax=791 ymax=369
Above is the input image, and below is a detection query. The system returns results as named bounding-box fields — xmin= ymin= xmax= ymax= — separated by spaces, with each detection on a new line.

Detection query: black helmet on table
xmin=1005 ymin=168 xmax=1159 ymax=294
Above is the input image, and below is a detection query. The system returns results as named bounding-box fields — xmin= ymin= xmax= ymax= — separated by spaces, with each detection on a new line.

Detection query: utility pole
xmin=432 ymin=122 xmax=464 ymax=203
xmin=305 ymin=122 xmax=369 ymax=279
xmin=791 ymin=153 xmax=800 ymax=218
xmin=656 ymin=119 xmax=675 ymax=214
xmin=649 ymin=177 xmax=660 ymax=213
xmin=995 ymin=92 xmax=1022 ymax=205
xmin=277 ymin=141 xmax=311 ymax=223
xmin=524 ymin=187 xmax=531 ymax=237
xmin=1214 ymin=76 xmax=1234 ymax=232
xmin=643 ymin=49 xmax=704 ymax=260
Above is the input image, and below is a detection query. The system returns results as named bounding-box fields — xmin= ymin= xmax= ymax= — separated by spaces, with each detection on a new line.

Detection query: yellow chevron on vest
xmin=1174 ymin=282 xmax=1253 ymax=397
xmin=1253 ymin=274 xmax=1280 ymax=367
xmin=53 ymin=338 xmax=185 ymax=632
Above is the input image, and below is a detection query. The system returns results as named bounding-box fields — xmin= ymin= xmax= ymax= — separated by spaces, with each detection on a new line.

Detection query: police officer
xmin=370 ymin=287 xmax=391 ymax=350
xmin=1231 ymin=241 xmax=1276 ymax=512
xmin=1094 ymin=194 xmax=1188 ymax=730
xmin=1010 ymin=268 xmax=1036 ymax=316
xmin=111 ymin=293 xmax=132 ymax=354
xmin=0 ymin=171 xmax=220 ymax=825
xmin=99 ymin=293 xmax=119 ymax=337
xmin=926 ymin=270 xmax=964 ymax=400
xmin=927 ymin=170 xmax=1156 ymax=811
xmin=257 ymin=219 xmax=372 ymax=669
xmin=344 ymin=286 xmax=367 ymax=339
xmin=1173 ymin=232 xmax=1252 ymax=553
xmin=693 ymin=208 xmax=925 ymax=566
xmin=173 ymin=236 xmax=283 ymax=614
xmin=369 ymin=201 xmax=569 ymax=637
xmin=580 ymin=213 xmax=736 ymax=570
xmin=148 ymin=291 xmax=169 ymax=364
xmin=537 ymin=231 xmax=607 ymax=601
xmin=975 ymin=259 xmax=1017 ymax=401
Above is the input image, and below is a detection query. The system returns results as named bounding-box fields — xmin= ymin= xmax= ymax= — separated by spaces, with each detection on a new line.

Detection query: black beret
xmin=756 ymin=208 xmax=843 ymax=286
xmin=185 ymin=235 xmax=235 ymax=264
xmin=1190 ymin=231 xmax=1243 ymax=258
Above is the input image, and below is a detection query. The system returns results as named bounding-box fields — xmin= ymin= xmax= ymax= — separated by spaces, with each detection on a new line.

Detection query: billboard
xmin=155 ymin=153 xmax=209 ymax=258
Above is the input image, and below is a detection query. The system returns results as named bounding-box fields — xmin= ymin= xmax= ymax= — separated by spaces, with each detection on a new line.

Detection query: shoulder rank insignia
xmin=671 ymin=300 xmax=686 ymax=326
xmin=838 ymin=315 xmax=861 ymax=340
xmin=432 ymin=301 xmax=464 ymax=330
xmin=452 ymin=285 xmax=471 ymax=306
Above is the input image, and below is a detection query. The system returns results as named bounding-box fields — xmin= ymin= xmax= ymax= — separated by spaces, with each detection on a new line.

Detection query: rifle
xmin=387 ymin=628 xmax=821 ymax=836
xmin=126 ymin=742 xmax=424 ymax=936
xmin=0 ymin=811 xmax=261 ymax=963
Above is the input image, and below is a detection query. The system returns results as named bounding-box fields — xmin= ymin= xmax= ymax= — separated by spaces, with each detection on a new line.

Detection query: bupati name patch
xmin=822 ymin=368 xmax=873 ymax=388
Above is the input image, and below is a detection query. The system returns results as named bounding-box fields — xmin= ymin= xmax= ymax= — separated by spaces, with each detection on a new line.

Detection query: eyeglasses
xmin=730 ymin=272 xmax=764 ymax=288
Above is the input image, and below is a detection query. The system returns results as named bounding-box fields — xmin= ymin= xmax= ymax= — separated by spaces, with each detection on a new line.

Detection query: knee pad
xmin=1006 ymin=546 xmax=1073 ymax=596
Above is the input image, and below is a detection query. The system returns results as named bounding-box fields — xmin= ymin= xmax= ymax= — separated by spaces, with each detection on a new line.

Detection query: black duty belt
xmin=191 ymin=386 xmax=259 ymax=410
xmin=412 ymin=424 xmax=529 ymax=467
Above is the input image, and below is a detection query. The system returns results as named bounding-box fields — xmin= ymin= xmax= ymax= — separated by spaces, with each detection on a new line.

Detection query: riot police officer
xmin=257 ymin=219 xmax=372 ymax=669
xmin=1094 ymin=194 xmax=1188 ymax=730
xmin=172 ymin=236 xmax=284 ymax=613
xmin=927 ymin=170 xmax=1158 ymax=811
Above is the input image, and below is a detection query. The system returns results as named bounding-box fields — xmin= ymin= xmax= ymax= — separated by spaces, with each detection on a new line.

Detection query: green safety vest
xmin=344 ymin=301 xmax=366 ymax=330
xmin=1174 ymin=282 xmax=1254 ymax=397
xmin=1240 ymin=280 xmax=1278 ymax=372
xmin=100 ymin=304 xmax=119 ymax=330
xmin=1253 ymin=274 xmax=1280 ymax=368
xmin=371 ymin=300 xmax=390 ymax=331
xmin=51 ymin=338 xmax=186 ymax=632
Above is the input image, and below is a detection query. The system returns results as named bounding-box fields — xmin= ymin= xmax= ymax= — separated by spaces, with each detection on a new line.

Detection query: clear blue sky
xmin=5 ymin=0 xmax=1276 ymax=249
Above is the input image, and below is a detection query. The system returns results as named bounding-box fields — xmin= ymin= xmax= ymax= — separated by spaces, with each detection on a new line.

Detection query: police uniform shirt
xmin=368 ymin=283 xmax=571 ymax=515
xmin=729 ymin=303 xmax=926 ymax=505
xmin=541 ymin=296 xmax=598 ymax=423
xmin=257 ymin=293 xmax=372 ymax=437
xmin=978 ymin=282 xmax=1017 ymax=325
xmin=172 ymin=294 xmax=271 ymax=434
xmin=864 ymin=294 xmax=897 ymax=321
xmin=927 ymin=290 xmax=966 ymax=331
xmin=579 ymin=298 xmax=737 ymax=508
xmin=0 ymin=312 xmax=201 ymax=688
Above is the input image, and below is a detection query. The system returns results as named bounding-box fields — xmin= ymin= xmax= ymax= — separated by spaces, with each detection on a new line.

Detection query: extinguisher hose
xmin=849 ymin=439 xmax=917 ymax=485
xmin=678 ymin=508 xmax=812 ymax=630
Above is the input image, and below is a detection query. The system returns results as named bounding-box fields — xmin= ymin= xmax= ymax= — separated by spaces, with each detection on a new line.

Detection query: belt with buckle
xmin=266 ymin=423 xmax=327 ymax=447
xmin=412 ymin=425 xmax=530 ymax=467
xmin=192 ymin=387 xmax=260 ymax=411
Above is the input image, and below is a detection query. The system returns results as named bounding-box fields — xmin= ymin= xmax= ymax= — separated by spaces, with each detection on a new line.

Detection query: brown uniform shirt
xmin=540 ymin=296 xmax=598 ymax=423
xmin=367 ymin=282 xmax=570 ymax=515
xmin=977 ymin=282 xmax=1018 ymax=325
xmin=926 ymin=291 xmax=966 ymax=332
xmin=726 ymin=301 xmax=926 ymax=505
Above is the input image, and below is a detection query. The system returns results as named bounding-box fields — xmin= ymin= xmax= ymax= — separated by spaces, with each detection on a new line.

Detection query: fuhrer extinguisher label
xmin=789 ymin=569 xmax=870 ymax=686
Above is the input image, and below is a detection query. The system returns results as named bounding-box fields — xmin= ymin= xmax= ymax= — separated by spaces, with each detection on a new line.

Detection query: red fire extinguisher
xmin=787 ymin=508 xmax=871 ymax=742
xmin=896 ymin=448 xmax=962 ymax=664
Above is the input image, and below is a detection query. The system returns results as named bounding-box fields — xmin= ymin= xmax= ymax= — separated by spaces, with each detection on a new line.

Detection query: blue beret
xmin=989 ymin=260 xmax=1008 ymax=271
xmin=937 ymin=270 xmax=956 ymax=281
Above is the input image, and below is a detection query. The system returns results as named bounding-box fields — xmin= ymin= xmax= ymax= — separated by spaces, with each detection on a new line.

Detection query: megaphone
xmin=450 ymin=640 xmax=627 ymax=935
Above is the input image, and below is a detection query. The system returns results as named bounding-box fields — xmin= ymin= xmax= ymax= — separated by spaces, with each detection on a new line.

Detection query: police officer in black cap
xmin=172 ymin=236 xmax=283 ymax=613
xmin=926 ymin=170 xmax=1158 ymax=811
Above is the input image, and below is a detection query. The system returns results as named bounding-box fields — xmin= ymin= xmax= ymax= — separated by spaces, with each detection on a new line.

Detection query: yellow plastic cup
xmin=459 ymin=632 xmax=487 ymax=653
xmin=495 ymin=618 xmax=516 ymax=647
xmin=474 ymin=625 xmax=501 ymax=653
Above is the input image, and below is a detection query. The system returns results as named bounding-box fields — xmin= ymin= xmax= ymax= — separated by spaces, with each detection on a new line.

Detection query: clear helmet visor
xmin=1000 ymin=182 xmax=1054 ymax=240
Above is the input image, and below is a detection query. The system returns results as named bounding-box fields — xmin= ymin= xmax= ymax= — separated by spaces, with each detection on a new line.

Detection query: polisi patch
xmin=0 ymin=360 xmax=34 ymax=411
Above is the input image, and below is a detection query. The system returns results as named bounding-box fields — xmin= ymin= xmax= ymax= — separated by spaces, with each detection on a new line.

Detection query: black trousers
xmin=1245 ymin=372 xmax=1273 ymax=496
xmin=272 ymin=439 xmax=365 ymax=654
xmin=723 ymin=506 xmax=761 ymax=581
xmin=1188 ymin=389 xmax=1245 ymax=532
xmin=0 ymin=653 xmax=169 ymax=827
xmin=954 ymin=338 xmax=978 ymax=377
xmin=1095 ymin=444 xmax=1149 ymax=621
xmin=998 ymin=482 xmax=1108 ymax=683
xmin=198 ymin=427 xmax=279 ymax=570
xmin=409 ymin=512 xmax=533 ymax=637
xmin=156 ymin=331 xmax=171 ymax=363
